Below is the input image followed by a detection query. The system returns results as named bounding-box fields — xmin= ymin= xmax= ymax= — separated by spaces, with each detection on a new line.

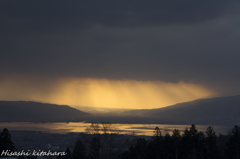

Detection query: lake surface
xmin=0 ymin=122 xmax=230 ymax=136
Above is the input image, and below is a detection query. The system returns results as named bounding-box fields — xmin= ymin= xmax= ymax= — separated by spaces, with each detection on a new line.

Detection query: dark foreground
xmin=1 ymin=124 xmax=240 ymax=159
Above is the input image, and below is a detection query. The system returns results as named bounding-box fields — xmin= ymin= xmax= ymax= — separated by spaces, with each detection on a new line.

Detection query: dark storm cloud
xmin=1 ymin=0 xmax=240 ymax=94
xmin=0 ymin=0 xmax=238 ymax=32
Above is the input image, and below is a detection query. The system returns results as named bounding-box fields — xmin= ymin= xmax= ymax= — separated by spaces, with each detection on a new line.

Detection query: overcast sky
xmin=1 ymin=0 xmax=240 ymax=97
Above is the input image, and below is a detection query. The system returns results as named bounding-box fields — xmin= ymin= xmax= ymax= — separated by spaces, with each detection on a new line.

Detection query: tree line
xmin=2 ymin=124 xmax=240 ymax=159
xmin=59 ymin=124 xmax=240 ymax=159
xmin=120 ymin=124 xmax=240 ymax=159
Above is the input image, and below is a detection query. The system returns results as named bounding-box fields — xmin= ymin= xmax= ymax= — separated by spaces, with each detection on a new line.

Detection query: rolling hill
xmin=1 ymin=94 xmax=240 ymax=126
xmin=122 ymin=95 xmax=240 ymax=126
xmin=0 ymin=101 xmax=91 ymax=122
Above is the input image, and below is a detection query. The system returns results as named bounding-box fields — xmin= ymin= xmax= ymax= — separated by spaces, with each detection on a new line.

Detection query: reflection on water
xmin=0 ymin=122 xmax=229 ymax=136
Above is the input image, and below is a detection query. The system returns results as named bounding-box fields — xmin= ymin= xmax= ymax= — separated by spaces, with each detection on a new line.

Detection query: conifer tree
xmin=134 ymin=138 xmax=147 ymax=159
xmin=205 ymin=126 xmax=218 ymax=159
xmin=181 ymin=127 xmax=192 ymax=158
xmin=182 ymin=124 xmax=206 ymax=159
xmin=162 ymin=133 xmax=173 ymax=159
xmin=64 ymin=147 xmax=72 ymax=159
xmin=0 ymin=128 xmax=15 ymax=156
xmin=151 ymin=127 xmax=163 ymax=159
xmin=172 ymin=129 xmax=181 ymax=159
xmin=226 ymin=125 xmax=240 ymax=159
xmin=89 ymin=137 xmax=101 ymax=159
xmin=72 ymin=139 xmax=86 ymax=159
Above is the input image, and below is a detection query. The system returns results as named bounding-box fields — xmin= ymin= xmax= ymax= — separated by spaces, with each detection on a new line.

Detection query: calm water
xmin=0 ymin=122 xmax=230 ymax=136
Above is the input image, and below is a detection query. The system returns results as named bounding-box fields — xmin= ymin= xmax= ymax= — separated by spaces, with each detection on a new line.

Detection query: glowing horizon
xmin=0 ymin=76 xmax=216 ymax=109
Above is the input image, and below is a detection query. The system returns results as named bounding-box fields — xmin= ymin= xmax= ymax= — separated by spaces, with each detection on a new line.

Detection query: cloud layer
xmin=1 ymin=0 xmax=240 ymax=99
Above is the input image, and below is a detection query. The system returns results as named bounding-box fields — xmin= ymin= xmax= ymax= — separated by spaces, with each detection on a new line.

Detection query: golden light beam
xmin=0 ymin=76 xmax=215 ymax=109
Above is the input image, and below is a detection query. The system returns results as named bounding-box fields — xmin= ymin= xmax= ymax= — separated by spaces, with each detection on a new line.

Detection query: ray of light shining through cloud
xmin=0 ymin=76 xmax=214 ymax=109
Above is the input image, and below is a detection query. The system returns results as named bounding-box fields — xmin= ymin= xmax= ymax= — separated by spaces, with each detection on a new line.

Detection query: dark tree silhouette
xmin=162 ymin=133 xmax=173 ymax=159
xmin=89 ymin=137 xmax=101 ymax=159
xmin=196 ymin=131 xmax=206 ymax=159
xmin=205 ymin=126 xmax=218 ymax=159
xmin=119 ymin=124 xmax=240 ymax=159
xmin=181 ymin=127 xmax=192 ymax=158
xmin=151 ymin=127 xmax=163 ymax=159
xmin=134 ymin=138 xmax=147 ymax=159
xmin=0 ymin=128 xmax=15 ymax=157
xmin=120 ymin=145 xmax=137 ymax=159
xmin=120 ymin=138 xmax=147 ymax=159
xmin=172 ymin=129 xmax=181 ymax=159
xmin=226 ymin=125 xmax=240 ymax=159
xmin=64 ymin=147 xmax=72 ymax=159
xmin=181 ymin=124 xmax=206 ymax=159
xmin=72 ymin=139 xmax=86 ymax=159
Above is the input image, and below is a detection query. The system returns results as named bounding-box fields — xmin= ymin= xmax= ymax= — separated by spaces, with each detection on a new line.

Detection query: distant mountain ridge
xmin=0 ymin=101 xmax=90 ymax=122
xmin=1 ymin=95 xmax=240 ymax=126
xmin=122 ymin=94 xmax=240 ymax=126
